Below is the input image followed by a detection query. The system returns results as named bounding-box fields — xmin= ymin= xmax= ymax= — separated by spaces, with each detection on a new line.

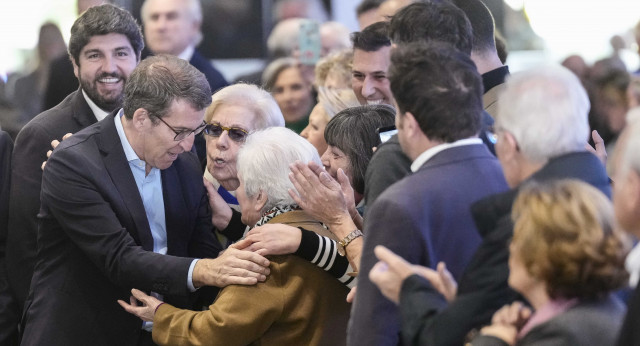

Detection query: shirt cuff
xmin=187 ymin=259 xmax=199 ymax=292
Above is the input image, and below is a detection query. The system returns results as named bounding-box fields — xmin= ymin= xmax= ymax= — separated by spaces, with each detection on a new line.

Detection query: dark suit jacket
xmin=348 ymin=144 xmax=508 ymax=346
xmin=189 ymin=50 xmax=228 ymax=171
xmin=20 ymin=113 xmax=222 ymax=345
xmin=398 ymin=152 xmax=611 ymax=346
xmin=0 ymin=131 xmax=18 ymax=345
xmin=472 ymin=295 xmax=625 ymax=346
xmin=6 ymin=90 xmax=96 ymax=310
xmin=617 ymin=277 xmax=640 ymax=345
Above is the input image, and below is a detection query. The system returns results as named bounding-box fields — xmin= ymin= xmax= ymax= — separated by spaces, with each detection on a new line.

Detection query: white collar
xmin=410 ymin=137 xmax=483 ymax=172
xmin=81 ymin=89 xmax=110 ymax=122
xmin=177 ymin=45 xmax=195 ymax=62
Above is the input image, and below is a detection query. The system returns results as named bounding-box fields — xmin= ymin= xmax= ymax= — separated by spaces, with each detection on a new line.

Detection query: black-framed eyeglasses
xmin=203 ymin=123 xmax=249 ymax=142
xmin=156 ymin=116 xmax=207 ymax=141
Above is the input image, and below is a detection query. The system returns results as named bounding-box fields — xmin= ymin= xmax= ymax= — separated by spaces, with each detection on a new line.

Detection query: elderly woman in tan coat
xmin=119 ymin=127 xmax=350 ymax=346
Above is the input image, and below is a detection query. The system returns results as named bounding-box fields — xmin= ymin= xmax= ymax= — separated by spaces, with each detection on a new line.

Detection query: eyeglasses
xmin=203 ymin=123 xmax=249 ymax=142
xmin=156 ymin=116 xmax=207 ymax=141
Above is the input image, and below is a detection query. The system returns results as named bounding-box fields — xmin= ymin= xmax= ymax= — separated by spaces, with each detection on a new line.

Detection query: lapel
xmin=161 ymin=163 xmax=188 ymax=256
xmin=97 ymin=112 xmax=155 ymax=251
xmin=70 ymin=89 xmax=99 ymax=129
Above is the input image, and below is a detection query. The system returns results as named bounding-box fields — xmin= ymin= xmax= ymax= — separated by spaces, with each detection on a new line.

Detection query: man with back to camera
xmin=6 ymin=3 xmax=143 ymax=324
xmin=346 ymin=41 xmax=508 ymax=346
xmin=20 ymin=54 xmax=270 ymax=345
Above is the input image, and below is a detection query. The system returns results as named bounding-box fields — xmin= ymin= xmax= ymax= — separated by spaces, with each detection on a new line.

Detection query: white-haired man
xmin=368 ymin=64 xmax=612 ymax=345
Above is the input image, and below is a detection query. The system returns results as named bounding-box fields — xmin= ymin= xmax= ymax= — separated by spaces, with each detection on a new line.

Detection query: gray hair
xmin=141 ymin=0 xmax=203 ymax=45
xmin=69 ymin=4 xmax=144 ymax=66
xmin=262 ymin=57 xmax=298 ymax=92
xmin=123 ymin=54 xmax=211 ymax=121
xmin=497 ymin=65 xmax=590 ymax=163
xmin=317 ymin=87 xmax=360 ymax=119
xmin=205 ymin=83 xmax=285 ymax=129
xmin=237 ymin=127 xmax=321 ymax=211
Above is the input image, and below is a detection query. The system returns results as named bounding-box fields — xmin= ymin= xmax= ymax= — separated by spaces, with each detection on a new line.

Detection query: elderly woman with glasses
xmin=203 ymin=84 xmax=355 ymax=288
xmin=120 ymin=127 xmax=351 ymax=346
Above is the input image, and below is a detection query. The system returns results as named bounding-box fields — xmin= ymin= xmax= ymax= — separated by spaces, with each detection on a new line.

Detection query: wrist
xmin=154 ymin=302 xmax=165 ymax=315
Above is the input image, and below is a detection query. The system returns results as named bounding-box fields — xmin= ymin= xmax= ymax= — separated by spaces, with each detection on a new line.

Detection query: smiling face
xmin=143 ymin=0 xmax=199 ymax=56
xmin=205 ymin=103 xmax=256 ymax=191
xmin=272 ymin=67 xmax=314 ymax=124
xmin=300 ymin=103 xmax=329 ymax=155
xmin=139 ymin=99 xmax=204 ymax=172
xmin=351 ymin=46 xmax=393 ymax=106
xmin=73 ymin=33 xmax=138 ymax=112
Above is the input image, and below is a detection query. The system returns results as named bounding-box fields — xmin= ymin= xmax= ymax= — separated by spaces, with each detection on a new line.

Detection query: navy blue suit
xmin=348 ymin=143 xmax=508 ymax=346
xmin=21 ymin=113 xmax=222 ymax=345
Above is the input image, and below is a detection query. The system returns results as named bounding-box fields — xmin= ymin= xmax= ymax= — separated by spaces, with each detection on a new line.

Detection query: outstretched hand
xmin=192 ymin=243 xmax=271 ymax=288
xmin=42 ymin=132 xmax=72 ymax=170
xmin=585 ymin=130 xmax=607 ymax=165
xmin=242 ymin=223 xmax=302 ymax=256
xmin=117 ymin=288 xmax=163 ymax=322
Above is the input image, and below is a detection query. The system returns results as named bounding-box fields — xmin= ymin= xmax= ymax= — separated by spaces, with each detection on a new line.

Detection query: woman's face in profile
xmin=300 ymin=104 xmax=329 ymax=156
xmin=320 ymin=144 xmax=351 ymax=184
xmin=507 ymin=242 xmax=539 ymax=296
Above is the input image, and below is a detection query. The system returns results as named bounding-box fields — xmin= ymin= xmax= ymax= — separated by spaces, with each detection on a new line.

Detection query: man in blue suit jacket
xmin=345 ymin=42 xmax=508 ymax=346
xmin=20 ymin=55 xmax=269 ymax=346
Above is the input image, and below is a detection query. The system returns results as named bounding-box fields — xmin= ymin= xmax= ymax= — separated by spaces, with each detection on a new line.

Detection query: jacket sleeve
xmin=294 ymin=228 xmax=356 ymax=288
xmin=152 ymin=262 xmax=284 ymax=346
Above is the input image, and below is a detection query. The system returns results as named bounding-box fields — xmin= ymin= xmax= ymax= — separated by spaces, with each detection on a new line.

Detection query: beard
xmin=79 ymin=71 xmax=126 ymax=112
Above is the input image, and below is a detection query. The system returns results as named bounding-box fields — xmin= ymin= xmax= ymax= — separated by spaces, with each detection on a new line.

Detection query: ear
xmin=254 ymin=190 xmax=268 ymax=212
xmin=71 ymin=56 xmax=79 ymax=79
xmin=626 ymin=170 xmax=640 ymax=211
xmin=131 ymin=108 xmax=152 ymax=132
xmin=500 ymin=131 xmax=519 ymax=161
xmin=403 ymin=111 xmax=421 ymax=137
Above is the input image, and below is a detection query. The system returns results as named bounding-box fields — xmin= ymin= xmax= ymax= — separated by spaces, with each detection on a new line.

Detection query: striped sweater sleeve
xmin=294 ymin=227 xmax=356 ymax=288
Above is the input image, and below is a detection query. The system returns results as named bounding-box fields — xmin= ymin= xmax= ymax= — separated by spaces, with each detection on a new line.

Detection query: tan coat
xmin=153 ymin=210 xmax=351 ymax=346
xmin=483 ymin=83 xmax=506 ymax=120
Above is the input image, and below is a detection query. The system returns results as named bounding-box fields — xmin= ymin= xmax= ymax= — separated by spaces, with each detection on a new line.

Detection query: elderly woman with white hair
xmin=204 ymin=83 xmax=355 ymax=288
xmin=120 ymin=127 xmax=351 ymax=346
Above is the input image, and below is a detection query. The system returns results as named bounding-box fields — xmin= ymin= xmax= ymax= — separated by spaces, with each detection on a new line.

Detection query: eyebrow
xmin=83 ymin=46 xmax=133 ymax=55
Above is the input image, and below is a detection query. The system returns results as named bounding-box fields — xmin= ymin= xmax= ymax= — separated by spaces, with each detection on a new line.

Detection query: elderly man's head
xmin=236 ymin=127 xmax=320 ymax=226
xmin=69 ymin=4 xmax=144 ymax=112
xmin=389 ymin=41 xmax=482 ymax=160
xmin=612 ymin=119 xmax=640 ymax=237
xmin=141 ymin=0 xmax=202 ymax=56
xmin=495 ymin=65 xmax=590 ymax=187
xmin=123 ymin=55 xmax=211 ymax=171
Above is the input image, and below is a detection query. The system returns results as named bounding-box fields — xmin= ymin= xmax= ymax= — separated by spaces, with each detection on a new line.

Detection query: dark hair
xmin=69 ymin=4 xmax=144 ymax=66
xmin=351 ymin=21 xmax=391 ymax=52
xmin=324 ymin=104 xmax=395 ymax=194
xmin=123 ymin=55 xmax=212 ymax=121
xmin=389 ymin=1 xmax=472 ymax=55
xmin=389 ymin=41 xmax=482 ymax=142
xmin=356 ymin=0 xmax=385 ymax=16
xmin=451 ymin=0 xmax=496 ymax=53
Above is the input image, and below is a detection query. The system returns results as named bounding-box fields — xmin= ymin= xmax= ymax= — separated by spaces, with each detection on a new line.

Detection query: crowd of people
xmin=1 ymin=0 xmax=640 ymax=345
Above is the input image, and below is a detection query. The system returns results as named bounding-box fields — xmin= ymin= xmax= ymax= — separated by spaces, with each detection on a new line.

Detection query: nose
xmin=362 ymin=76 xmax=376 ymax=98
xmin=300 ymin=125 xmax=309 ymax=139
xmin=179 ymin=133 xmax=195 ymax=152
xmin=215 ymin=130 xmax=230 ymax=150
xmin=320 ymin=148 xmax=330 ymax=169
xmin=101 ymin=55 xmax=117 ymax=73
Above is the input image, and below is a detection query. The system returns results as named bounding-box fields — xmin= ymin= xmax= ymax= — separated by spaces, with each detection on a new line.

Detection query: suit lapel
xmin=98 ymin=113 xmax=155 ymax=251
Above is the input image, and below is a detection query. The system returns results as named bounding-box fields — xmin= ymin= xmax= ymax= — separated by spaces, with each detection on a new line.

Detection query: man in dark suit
xmin=21 ymin=54 xmax=270 ymax=345
xmin=342 ymin=42 xmax=507 ymax=345
xmin=369 ymin=65 xmax=608 ymax=345
xmin=141 ymin=0 xmax=228 ymax=169
xmin=6 ymin=4 xmax=145 ymax=322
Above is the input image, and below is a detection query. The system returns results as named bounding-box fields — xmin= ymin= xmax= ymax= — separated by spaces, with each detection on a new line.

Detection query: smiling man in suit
xmin=6 ymin=4 xmax=144 ymax=325
xmin=20 ymin=54 xmax=270 ymax=345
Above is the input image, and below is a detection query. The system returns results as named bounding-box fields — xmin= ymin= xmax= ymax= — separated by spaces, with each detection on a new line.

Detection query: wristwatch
xmin=337 ymin=229 xmax=363 ymax=256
